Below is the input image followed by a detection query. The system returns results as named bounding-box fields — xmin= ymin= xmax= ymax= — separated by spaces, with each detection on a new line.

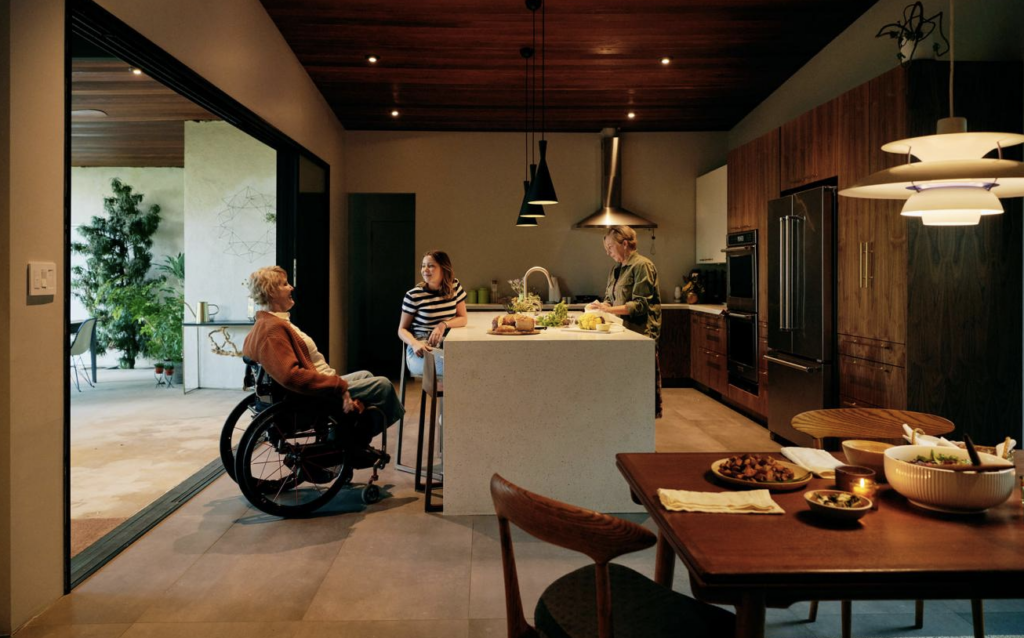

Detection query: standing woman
xmin=398 ymin=250 xmax=468 ymax=376
xmin=587 ymin=225 xmax=664 ymax=417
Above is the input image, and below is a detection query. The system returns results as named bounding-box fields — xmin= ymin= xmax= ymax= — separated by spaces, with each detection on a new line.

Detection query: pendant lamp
xmin=526 ymin=0 xmax=558 ymax=206
xmin=517 ymin=44 xmax=543 ymax=221
xmin=839 ymin=0 xmax=1024 ymax=226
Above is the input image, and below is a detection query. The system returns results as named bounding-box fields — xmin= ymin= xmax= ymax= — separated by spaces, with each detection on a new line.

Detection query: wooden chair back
xmin=489 ymin=473 xmax=656 ymax=638
xmin=792 ymin=408 xmax=955 ymax=449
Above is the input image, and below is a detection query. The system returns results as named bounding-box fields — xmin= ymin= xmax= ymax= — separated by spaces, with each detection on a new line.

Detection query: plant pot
xmin=154 ymin=365 xmax=164 ymax=374
xmin=164 ymin=368 xmax=174 ymax=377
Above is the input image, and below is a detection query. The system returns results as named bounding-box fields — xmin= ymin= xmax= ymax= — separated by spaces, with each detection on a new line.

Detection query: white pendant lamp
xmin=900 ymin=186 xmax=1002 ymax=226
xmin=839 ymin=0 xmax=1024 ymax=226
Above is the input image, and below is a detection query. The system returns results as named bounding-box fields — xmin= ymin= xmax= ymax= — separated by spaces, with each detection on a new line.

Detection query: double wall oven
xmin=725 ymin=230 xmax=758 ymax=393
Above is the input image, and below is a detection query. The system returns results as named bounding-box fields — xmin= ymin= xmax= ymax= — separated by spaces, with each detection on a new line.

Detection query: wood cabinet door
xmin=780 ymin=100 xmax=837 ymax=191
xmin=839 ymin=355 xmax=907 ymax=409
xmin=660 ymin=309 xmax=690 ymax=381
xmin=690 ymin=314 xmax=706 ymax=386
xmin=705 ymin=349 xmax=728 ymax=394
xmin=727 ymin=143 xmax=756 ymax=232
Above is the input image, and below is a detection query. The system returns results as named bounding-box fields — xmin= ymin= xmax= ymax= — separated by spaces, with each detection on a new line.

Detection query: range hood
xmin=574 ymin=134 xmax=657 ymax=229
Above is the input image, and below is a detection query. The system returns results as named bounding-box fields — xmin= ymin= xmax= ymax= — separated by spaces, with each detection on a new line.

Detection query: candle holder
xmin=851 ymin=477 xmax=880 ymax=510
xmin=835 ymin=465 xmax=876 ymax=492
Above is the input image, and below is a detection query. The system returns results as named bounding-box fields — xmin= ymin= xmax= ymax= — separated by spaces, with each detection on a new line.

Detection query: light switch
xmin=28 ymin=261 xmax=57 ymax=297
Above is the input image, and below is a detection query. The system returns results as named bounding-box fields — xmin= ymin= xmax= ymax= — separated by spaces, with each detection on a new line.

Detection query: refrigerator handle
xmin=780 ymin=215 xmax=790 ymax=330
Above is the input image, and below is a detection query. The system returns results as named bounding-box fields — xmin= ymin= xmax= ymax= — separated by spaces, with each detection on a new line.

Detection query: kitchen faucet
xmin=521 ymin=266 xmax=561 ymax=303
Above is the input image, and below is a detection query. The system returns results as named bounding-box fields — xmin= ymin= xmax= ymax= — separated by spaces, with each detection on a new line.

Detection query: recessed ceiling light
xmin=366 ymin=54 xmax=379 ymax=64
xmin=129 ymin=67 xmax=142 ymax=75
xmin=660 ymin=57 xmax=671 ymax=65
xmin=391 ymin=110 xmax=400 ymax=117
xmin=627 ymin=112 xmax=636 ymax=119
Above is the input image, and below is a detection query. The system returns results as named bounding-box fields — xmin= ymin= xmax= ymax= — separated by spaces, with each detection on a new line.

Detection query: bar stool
xmin=396 ymin=343 xmax=442 ymax=483
xmin=416 ymin=349 xmax=443 ymax=512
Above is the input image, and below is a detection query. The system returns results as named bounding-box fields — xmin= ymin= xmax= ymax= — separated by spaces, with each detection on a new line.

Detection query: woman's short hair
xmin=248 ymin=265 xmax=288 ymax=306
xmin=420 ymin=250 xmax=456 ymax=298
xmin=604 ymin=225 xmax=638 ymax=251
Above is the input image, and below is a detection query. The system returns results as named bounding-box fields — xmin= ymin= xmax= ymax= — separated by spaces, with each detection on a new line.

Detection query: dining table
xmin=616 ymin=452 xmax=1024 ymax=638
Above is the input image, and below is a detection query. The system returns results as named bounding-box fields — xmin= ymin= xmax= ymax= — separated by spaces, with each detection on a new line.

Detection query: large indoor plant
xmin=140 ymin=253 xmax=185 ymax=383
xmin=71 ymin=178 xmax=162 ymax=369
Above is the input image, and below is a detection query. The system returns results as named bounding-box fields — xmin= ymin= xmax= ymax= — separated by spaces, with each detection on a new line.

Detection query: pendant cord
xmin=524 ymin=50 xmax=529 ymax=180
xmin=949 ymin=0 xmax=954 ymax=119
xmin=531 ymin=8 xmax=537 ymax=165
xmin=541 ymin=0 xmax=546 ymax=142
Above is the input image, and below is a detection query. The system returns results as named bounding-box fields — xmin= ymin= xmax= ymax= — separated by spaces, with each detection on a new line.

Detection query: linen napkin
xmin=901 ymin=423 xmax=958 ymax=448
xmin=657 ymin=488 xmax=784 ymax=515
xmin=780 ymin=447 xmax=844 ymax=478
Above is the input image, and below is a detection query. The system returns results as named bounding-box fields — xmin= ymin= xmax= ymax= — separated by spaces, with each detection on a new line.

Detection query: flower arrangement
xmin=507 ymin=278 xmax=542 ymax=314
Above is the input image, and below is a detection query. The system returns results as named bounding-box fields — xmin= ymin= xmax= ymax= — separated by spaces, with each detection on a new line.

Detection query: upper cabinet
xmin=695 ymin=165 xmax=727 ymax=264
xmin=780 ymin=100 xmax=837 ymax=191
xmin=726 ymin=128 xmax=778 ymax=319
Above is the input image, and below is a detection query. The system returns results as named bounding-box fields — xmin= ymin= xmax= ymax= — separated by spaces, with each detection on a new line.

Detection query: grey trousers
xmin=341 ymin=370 xmax=405 ymax=437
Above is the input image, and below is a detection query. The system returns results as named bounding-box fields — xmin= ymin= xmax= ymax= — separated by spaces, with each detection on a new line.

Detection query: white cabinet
xmin=695 ymin=165 xmax=727 ymax=264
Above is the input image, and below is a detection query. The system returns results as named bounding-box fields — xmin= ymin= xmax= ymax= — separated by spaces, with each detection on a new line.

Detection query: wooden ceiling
xmin=71 ymin=59 xmax=219 ymax=167
xmin=260 ymin=0 xmax=878 ymax=132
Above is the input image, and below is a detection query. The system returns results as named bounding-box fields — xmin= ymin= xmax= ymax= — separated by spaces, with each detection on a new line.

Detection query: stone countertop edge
xmin=466 ymin=303 xmax=727 ymax=315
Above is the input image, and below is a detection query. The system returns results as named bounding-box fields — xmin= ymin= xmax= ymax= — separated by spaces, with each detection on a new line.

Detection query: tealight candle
xmin=851 ymin=477 xmax=879 ymax=510
xmin=835 ymin=465 xmax=876 ymax=492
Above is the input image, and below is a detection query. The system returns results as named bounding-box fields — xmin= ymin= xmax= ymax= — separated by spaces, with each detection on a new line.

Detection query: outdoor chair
xmin=69 ymin=318 xmax=96 ymax=392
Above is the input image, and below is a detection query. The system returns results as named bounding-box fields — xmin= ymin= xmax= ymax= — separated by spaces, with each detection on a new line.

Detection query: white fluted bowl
xmin=884 ymin=445 xmax=1016 ymax=513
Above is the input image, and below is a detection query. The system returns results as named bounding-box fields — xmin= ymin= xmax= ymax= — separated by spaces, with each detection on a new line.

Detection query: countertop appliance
xmin=766 ymin=186 xmax=837 ymax=447
xmin=724 ymin=230 xmax=757 ymax=313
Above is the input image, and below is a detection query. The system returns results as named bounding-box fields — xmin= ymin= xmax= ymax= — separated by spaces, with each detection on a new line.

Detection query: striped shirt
xmin=402 ymin=280 xmax=467 ymax=338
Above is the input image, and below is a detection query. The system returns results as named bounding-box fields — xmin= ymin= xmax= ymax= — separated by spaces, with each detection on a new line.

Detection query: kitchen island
xmin=442 ymin=314 xmax=655 ymax=515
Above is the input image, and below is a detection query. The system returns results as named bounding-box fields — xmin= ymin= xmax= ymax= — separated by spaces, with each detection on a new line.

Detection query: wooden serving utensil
xmin=963 ymin=433 xmax=983 ymax=466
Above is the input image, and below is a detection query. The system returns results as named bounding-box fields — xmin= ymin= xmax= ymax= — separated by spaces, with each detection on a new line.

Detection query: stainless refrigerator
xmin=766 ymin=186 xmax=836 ymax=446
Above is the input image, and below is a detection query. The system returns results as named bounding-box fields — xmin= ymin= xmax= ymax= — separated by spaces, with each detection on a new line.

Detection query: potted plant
xmin=154 ymin=362 xmax=164 ymax=375
xmin=876 ymin=2 xmax=949 ymax=67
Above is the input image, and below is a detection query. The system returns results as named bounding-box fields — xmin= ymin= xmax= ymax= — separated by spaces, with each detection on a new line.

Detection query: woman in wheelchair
xmin=243 ymin=266 xmax=404 ymax=473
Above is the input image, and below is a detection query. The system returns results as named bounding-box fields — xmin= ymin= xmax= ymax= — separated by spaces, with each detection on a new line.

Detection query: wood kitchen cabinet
xmin=689 ymin=312 xmax=727 ymax=395
xmin=660 ymin=308 xmax=690 ymax=385
xmin=780 ymin=99 xmax=837 ymax=191
xmin=727 ymin=129 xmax=778 ymax=320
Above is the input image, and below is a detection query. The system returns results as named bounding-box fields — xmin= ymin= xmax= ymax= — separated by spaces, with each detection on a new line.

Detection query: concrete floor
xmin=49 ymin=382 xmax=1022 ymax=638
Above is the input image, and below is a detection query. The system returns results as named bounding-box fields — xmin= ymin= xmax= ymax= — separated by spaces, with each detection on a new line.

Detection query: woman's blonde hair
xmin=248 ymin=265 xmax=288 ymax=306
xmin=419 ymin=250 xmax=456 ymax=299
xmin=604 ymin=225 xmax=638 ymax=251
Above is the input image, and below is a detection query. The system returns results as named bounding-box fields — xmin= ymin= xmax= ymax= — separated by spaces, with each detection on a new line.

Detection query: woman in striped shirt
xmin=398 ymin=250 xmax=468 ymax=376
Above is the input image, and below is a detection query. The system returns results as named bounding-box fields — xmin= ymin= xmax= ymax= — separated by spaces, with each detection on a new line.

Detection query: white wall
xmin=730 ymin=0 xmax=1024 ymax=148
xmin=183 ymin=121 xmax=275 ymax=389
xmin=70 ymin=167 xmax=185 ymax=367
xmin=1 ymin=0 xmax=348 ymax=632
xmin=344 ymin=131 xmax=727 ymax=300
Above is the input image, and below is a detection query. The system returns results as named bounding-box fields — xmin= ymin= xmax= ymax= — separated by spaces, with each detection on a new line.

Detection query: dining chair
xmin=791 ymin=408 xmax=983 ymax=638
xmin=490 ymin=473 xmax=735 ymax=638
xmin=69 ymin=318 xmax=97 ymax=392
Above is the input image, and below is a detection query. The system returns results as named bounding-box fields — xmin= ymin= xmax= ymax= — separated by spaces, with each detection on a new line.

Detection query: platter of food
xmin=489 ymin=313 xmax=540 ymax=335
xmin=711 ymin=454 xmax=812 ymax=491
xmin=562 ymin=324 xmax=624 ymax=334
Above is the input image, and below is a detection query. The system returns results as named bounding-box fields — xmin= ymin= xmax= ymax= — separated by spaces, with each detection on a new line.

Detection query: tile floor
xmin=32 ymin=385 xmax=1023 ymax=638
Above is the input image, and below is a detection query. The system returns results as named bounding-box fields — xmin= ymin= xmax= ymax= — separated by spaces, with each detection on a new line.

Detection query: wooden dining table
xmin=617 ymin=452 xmax=1024 ymax=638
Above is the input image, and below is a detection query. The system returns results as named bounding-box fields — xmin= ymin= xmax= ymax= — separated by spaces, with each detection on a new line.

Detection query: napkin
xmin=657 ymin=488 xmax=784 ymax=515
xmin=780 ymin=447 xmax=844 ymax=478
xmin=901 ymin=424 xmax=958 ymax=448
xmin=996 ymin=438 xmax=1017 ymax=460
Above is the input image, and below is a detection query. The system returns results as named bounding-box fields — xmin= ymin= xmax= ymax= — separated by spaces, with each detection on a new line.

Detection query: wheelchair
xmin=219 ymin=357 xmax=390 ymax=517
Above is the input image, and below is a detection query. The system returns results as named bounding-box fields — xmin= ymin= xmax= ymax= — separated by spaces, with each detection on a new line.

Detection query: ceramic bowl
xmin=596 ymin=323 xmax=611 ymax=332
xmin=804 ymin=489 xmax=872 ymax=522
xmin=883 ymin=445 xmax=1016 ymax=513
xmin=842 ymin=440 xmax=894 ymax=481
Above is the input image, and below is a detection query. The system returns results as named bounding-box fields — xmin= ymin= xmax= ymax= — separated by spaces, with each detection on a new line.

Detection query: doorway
xmin=347 ymin=194 xmax=415 ymax=376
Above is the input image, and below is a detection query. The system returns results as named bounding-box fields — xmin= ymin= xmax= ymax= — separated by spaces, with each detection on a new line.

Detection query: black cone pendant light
xmin=526 ymin=0 xmax=558 ymax=206
xmin=516 ymin=180 xmax=539 ymax=226
xmin=515 ymin=37 xmax=542 ymax=225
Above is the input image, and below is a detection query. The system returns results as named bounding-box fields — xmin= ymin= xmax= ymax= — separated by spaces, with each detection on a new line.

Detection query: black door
xmin=348 ymin=194 xmax=416 ymax=377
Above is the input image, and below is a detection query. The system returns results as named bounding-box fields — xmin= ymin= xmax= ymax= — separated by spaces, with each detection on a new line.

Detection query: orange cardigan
xmin=242 ymin=311 xmax=347 ymax=396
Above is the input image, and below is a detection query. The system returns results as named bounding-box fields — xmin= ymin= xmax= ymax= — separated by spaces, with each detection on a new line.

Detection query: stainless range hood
xmin=574 ymin=134 xmax=657 ymax=229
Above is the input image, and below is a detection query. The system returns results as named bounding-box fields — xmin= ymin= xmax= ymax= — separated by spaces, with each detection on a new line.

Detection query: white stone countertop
xmin=449 ymin=312 xmax=650 ymax=342
xmin=467 ymin=302 xmax=727 ymax=315
xmin=466 ymin=303 xmax=589 ymax=311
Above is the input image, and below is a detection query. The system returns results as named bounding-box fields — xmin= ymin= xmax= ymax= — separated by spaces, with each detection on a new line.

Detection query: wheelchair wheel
xmin=219 ymin=393 xmax=258 ymax=481
xmin=234 ymin=403 xmax=346 ymax=517
xmin=361 ymin=484 xmax=381 ymax=504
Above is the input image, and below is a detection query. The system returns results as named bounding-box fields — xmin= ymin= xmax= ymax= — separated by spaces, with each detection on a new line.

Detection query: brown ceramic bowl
xmin=842 ymin=440 xmax=894 ymax=482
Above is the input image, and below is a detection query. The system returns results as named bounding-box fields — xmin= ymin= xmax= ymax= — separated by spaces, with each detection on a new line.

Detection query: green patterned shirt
xmin=603 ymin=251 xmax=662 ymax=341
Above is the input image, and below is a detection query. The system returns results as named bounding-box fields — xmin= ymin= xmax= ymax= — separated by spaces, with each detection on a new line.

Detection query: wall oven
xmin=727 ymin=310 xmax=758 ymax=393
xmin=725 ymin=230 xmax=757 ymax=313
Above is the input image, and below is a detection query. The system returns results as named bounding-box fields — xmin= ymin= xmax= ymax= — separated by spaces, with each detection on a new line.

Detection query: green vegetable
xmin=537 ymin=301 xmax=569 ymax=327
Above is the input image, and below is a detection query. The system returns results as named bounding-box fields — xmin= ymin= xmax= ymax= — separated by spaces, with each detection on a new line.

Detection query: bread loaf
xmin=515 ymin=315 xmax=535 ymax=332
